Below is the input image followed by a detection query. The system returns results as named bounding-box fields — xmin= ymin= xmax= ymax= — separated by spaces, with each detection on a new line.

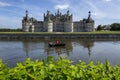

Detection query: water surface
xmin=0 ymin=39 xmax=120 ymax=67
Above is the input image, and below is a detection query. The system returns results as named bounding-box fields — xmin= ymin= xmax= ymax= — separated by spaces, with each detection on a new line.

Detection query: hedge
xmin=0 ymin=57 xmax=120 ymax=80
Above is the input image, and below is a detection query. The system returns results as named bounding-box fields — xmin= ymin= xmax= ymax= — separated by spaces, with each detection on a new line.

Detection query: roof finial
xmin=88 ymin=11 xmax=91 ymax=18
xmin=57 ymin=9 xmax=60 ymax=15
xmin=67 ymin=10 xmax=70 ymax=15
xmin=47 ymin=10 xmax=50 ymax=15
xmin=26 ymin=10 xmax=28 ymax=17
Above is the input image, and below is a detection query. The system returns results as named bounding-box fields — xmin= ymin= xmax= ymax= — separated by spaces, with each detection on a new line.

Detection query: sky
xmin=0 ymin=0 xmax=120 ymax=29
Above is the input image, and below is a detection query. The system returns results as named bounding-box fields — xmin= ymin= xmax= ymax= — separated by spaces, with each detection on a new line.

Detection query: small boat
xmin=49 ymin=43 xmax=65 ymax=47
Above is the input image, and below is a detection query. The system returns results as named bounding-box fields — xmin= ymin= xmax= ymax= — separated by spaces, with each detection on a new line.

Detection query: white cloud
xmin=50 ymin=0 xmax=70 ymax=4
xmin=103 ymin=0 xmax=112 ymax=2
xmin=0 ymin=1 xmax=11 ymax=7
xmin=54 ymin=4 xmax=69 ymax=10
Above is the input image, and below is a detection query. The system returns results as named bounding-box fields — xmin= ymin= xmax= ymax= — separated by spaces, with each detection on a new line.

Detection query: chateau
xmin=22 ymin=10 xmax=94 ymax=32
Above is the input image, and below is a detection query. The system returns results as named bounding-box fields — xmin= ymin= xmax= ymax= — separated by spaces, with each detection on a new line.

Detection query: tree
xmin=110 ymin=23 xmax=120 ymax=31
xmin=97 ymin=25 xmax=102 ymax=31
xmin=0 ymin=28 xmax=22 ymax=32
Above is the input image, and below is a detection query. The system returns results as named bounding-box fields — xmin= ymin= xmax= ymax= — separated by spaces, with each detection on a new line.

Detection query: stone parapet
xmin=0 ymin=34 xmax=120 ymax=40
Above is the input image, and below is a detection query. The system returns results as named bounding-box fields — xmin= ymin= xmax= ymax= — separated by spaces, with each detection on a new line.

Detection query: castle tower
xmin=29 ymin=25 xmax=34 ymax=32
xmin=43 ymin=10 xmax=53 ymax=32
xmin=47 ymin=17 xmax=53 ymax=32
xmin=64 ymin=10 xmax=73 ymax=32
xmin=85 ymin=11 xmax=95 ymax=32
xmin=64 ymin=21 xmax=73 ymax=32
xmin=22 ymin=10 xmax=30 ymax=32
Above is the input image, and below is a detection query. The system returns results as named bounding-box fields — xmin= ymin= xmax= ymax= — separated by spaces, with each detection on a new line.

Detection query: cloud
xmin=50 ymin=0 xmax=70 ymax=4
xmin=0 ymin=1 xmax=11 ymax=7
xmin=103 ymin=0 xmax=112 ymax=2
xmin=54 ymin=4 xmax=69 ymax=10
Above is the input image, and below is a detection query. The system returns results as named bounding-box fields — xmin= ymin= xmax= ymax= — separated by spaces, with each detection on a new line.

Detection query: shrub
xmin=0 ymin=57 xmax=120 ymax=80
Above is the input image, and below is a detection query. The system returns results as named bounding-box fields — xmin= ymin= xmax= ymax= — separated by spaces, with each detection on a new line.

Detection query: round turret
xmin=22 ymin=10 xmax=30 ymax=32
xmin=22 ymin=22 xmax=30 ymax=32
xmin=64 ymin=21 xmax=73 ymax=32
xmin=47 ymin=18 xmax=53 ymax=32
xmin=29 ymin=25 xmax=34 ymax=32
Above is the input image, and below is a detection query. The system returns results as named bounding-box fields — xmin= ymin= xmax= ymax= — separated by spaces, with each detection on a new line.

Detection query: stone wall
xmin=0 ymin=34 xmax=120 ymax=40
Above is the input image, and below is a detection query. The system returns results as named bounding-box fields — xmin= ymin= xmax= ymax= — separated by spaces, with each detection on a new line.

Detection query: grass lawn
xmin=0 ymin=31 xmax=120 ymax=34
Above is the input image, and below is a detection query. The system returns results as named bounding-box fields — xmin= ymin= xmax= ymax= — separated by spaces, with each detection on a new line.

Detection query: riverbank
xmin=0 ymin=32 xmax=120 ymax=40
xmin=0 ymin=31 xmax=120 ymax=34
xmin=0 ymin=31 xmax=120 ymax=40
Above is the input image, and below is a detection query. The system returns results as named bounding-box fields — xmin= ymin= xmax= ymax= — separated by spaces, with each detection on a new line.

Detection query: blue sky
xmin=0 ymin=0 xmax=120 ymax=29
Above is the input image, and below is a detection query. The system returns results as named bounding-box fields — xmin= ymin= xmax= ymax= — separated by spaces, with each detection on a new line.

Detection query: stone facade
xmin=22 ymin=10 xmax=94 ymax=32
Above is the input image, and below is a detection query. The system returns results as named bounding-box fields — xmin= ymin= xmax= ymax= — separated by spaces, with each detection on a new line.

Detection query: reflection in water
xmin=72 ymin=39 xmax=94 ymax=57
xmin=79 ymin=39 xmax=94 ymax=56
xmin=22 ymin=39 xmax=94 ymax=58
xmin=22 ymin=40 xmax=46 ymax=61
xmin=46 ymin=46 xmax=71 ymax=57
xmin=0 ymin=38 xmax=120 ymax=67
xmin=22 ymin=41 xmax=29 ymax=58
xmin=45 ymin=40 xmax=73 ymax=58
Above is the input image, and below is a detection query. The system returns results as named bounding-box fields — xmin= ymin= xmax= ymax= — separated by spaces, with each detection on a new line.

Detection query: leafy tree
xmin=110 ymin=23 xmax=120 ymax=31
xmin=97 ymin=25 xmax=102 ymax=31
xmin=0 ymin=28 xmax=22 ymax=32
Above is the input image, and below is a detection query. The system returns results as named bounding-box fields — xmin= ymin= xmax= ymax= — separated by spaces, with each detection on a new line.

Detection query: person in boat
xmin=49 ymin=42 xmax=53 ymax=45
xmin=56 ymin=40 xmax=61 ymax=44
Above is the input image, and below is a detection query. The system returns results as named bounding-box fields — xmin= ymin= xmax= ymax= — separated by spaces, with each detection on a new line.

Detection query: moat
xmin=0 ymin=38 xmax=120 ymax=67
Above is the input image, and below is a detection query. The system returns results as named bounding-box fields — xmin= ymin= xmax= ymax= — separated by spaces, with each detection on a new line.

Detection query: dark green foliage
xmin=0 ymin=58 xmax=120 ymax=80
xmin=110 ymin=23 xmax=120 ymax=31
xmin=0 ymin=28 xmax=22 ymax=32
xmin=97 ymin=23 xmax=120 ymax=31
xmin=97 ymin=25 xmax=103 ymax=31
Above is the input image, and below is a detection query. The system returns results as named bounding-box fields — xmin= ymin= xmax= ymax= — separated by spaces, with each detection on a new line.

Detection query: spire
xmin=47 ymin=10 xmax=50 ymax=15
xmin=44 ymin=13 xmax=45 ymax=17
xmin=67 ymin=10 xmax=70 ymax=15
xmin=88 ymin=11 xmax=91 ymax=19
xmin=24 ymin=10 xmax=29 ymax=21
xmin=86 ymin=11 xmax=93 ymax=23
xmin=26 ymin=10 xmax=28 ymax=17
xmin=44 ymin=13 xmax=46 ymax=21
xmin=57 ymin=9 xmax=60 ymax=15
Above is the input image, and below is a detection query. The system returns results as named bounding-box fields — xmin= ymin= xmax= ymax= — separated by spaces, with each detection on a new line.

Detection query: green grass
xmin=0 ymin=57 xmax=120 ymax=80
xmin=0 ymin=31 xmax=120 ymax=34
